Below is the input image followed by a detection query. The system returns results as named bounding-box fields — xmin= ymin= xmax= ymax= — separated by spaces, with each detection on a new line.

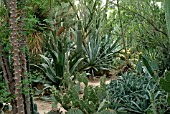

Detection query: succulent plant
xmin=107 ymin=72 xmax=168 ymax=113
xmin=33 ymin=103 xmax=39 ymax=114
xmin=9 ymin=0 xmax=25 ymax=113
xmin=52 ymin=73 xmax=115 ymax=114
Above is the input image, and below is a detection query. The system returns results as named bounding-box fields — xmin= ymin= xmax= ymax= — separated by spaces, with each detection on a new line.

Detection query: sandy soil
xmin=34 ymin=100 xmax=52 ymax=114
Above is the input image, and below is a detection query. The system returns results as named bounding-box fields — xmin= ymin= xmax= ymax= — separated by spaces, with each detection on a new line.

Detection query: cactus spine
xmin=20 ymin=0 xmax=31 ymax=113
xmin=9 ymin=0 xmax=25 ymax=113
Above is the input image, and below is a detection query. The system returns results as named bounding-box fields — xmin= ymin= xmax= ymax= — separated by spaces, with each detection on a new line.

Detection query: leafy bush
xmin=82 ymin=34 xmax=121 ymax=76
xmin=51 ymin=73 xmax=115 ymax=114
xmin=107 ymin=72 xmax=168 ymax=114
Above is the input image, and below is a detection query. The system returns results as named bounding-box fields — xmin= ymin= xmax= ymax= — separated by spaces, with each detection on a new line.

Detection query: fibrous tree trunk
xmin=9 ymin=0 xmax=25 ymax=113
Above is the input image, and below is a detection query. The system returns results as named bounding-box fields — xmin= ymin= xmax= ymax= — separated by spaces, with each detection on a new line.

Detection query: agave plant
xmin=107 ymin=72 xmax=168 ymax=114
xmin=81 ymin=34 xmax=121 ymax=76
xmin=34 ymin=30 xmax=83 ymax=88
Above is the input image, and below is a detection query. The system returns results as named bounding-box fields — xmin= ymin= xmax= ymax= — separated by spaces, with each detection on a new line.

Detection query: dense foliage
xmin=107 ymin=72 xmax=168 ymax=113
xmin=1 ymin=0 xmax=170 ymax=113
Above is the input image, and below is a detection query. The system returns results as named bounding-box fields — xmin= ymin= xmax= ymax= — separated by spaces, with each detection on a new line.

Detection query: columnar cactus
xmin=165 ymin=0 xmax=170 ymax=42
xmin=76 ymin=21 xmax=83 ymax=70
xmin=9 ymin=0 xmax=25 ymax=113
xmin=20 ymin=0 xmax=31 ymax=113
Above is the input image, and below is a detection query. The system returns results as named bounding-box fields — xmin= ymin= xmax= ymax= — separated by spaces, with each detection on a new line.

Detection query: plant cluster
xmin=1 ymin=0 xmax=170 ymax=113
xmin=51 ymin=73 xmax=116 ymax=114
xmin=107 ymin=72 xmax=169 ymax=114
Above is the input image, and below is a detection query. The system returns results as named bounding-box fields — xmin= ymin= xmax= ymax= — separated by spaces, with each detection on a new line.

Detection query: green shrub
xmin=107 ymin=72 xmax=168 ymax=114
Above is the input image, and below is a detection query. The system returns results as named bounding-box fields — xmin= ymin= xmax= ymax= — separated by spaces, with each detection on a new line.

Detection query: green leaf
xmin=142 ymin=56 xmax=155 ymax=78
xmin=97 ymin=99 xmax=106 ymax=112
xmin=39 ymin=54 xmax=52 ymax=67
xmin=136 ymin=61 xmax=142 ymax=74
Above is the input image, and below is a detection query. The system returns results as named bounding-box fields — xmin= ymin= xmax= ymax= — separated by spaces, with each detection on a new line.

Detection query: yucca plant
xmin=81 ymin=34 xmax=121 ymax=76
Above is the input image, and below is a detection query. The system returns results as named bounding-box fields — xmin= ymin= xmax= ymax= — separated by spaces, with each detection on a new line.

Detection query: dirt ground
xmin=35 ymin=71 xmax=118 ymax=114
xmin=34 ymin=100 xmax=52 ymax=114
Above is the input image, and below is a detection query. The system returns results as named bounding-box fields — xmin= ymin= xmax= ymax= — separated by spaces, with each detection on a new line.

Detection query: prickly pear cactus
xmin=53 ymin=73 xmax=111 ymax=113
xmin=159 ymin=71 xmax=170 ymax=105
